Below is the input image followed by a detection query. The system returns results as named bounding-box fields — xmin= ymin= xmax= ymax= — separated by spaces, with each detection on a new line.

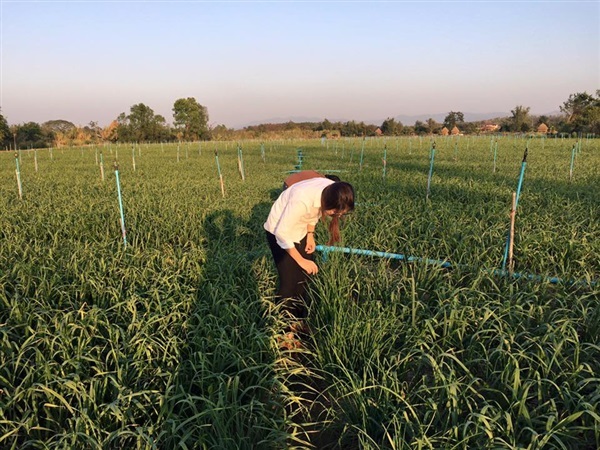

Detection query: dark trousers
xmin=266 ymin=231 xmax=314 ymax=319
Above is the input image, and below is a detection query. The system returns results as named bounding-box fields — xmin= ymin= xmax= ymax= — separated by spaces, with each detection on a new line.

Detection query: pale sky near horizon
xmin=1 ymin=0 xmax=598 ymax=129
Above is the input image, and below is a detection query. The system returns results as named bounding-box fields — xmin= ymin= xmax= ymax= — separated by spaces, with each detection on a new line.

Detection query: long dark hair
xmin=320 ymin=182 xmax=355 ymax=245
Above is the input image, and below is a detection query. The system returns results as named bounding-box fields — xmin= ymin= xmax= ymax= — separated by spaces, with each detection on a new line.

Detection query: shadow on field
xmin=160 ymin=198 xmax=291 ymax=448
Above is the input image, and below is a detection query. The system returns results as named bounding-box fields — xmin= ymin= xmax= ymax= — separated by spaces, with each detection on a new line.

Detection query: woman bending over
xmin=264 ymin=178 xmax=354 ymax=319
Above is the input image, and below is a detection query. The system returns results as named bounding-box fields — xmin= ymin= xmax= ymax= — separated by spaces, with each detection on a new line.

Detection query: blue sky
xmin=1 ymin=0 xmax=598 ymax=128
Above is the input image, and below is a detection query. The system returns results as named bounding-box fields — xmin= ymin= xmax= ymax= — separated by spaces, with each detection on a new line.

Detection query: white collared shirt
xmin=264 ymin=177 xmax=334 ymax=249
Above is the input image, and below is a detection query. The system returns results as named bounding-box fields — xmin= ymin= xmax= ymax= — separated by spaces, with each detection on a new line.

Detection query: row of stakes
xmin=9 ymin=141 xmax=582 ymax=254
xmin=8 ymin=133 xmax=590 ymax=169
xmin=11 ymin=138 xmax=582 ymax=202
xmin=12 ymin=145 xmax=591 ymax=285
xmin=11 ymin=136 xmax=583 ymax=179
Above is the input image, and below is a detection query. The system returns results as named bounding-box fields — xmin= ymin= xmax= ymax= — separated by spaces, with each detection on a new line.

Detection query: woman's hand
xmin=299 ymin=258 xmax=319 ymax=275
xmin=305 ymin=233 xmax=316 ymax=254
xmin=285 ymin=246 xmax=318 ymax=274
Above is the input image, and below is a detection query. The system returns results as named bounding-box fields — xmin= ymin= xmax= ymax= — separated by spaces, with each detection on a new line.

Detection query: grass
xmin=0 ymin=136 xmax=598 ymax=449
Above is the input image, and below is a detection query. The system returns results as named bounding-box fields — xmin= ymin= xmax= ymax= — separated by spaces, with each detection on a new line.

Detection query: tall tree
xmin=42 ymin=119 xmax=76 ymax=134
xmin=0 ymin=111 xmax=10 ymax=149
xmin=380 ymin=117 xmax=403 ymax=136
xmin=426 ymin=118 xmax=441 ymax=134
xmin=560 ymin=91 xmax=600 ymax=133
xmin=560 ymin=92 xmax=595 ymax=123
xmin=172 ymin=97 xmax=209 ymax=141
xmin=510 ymin=105 xmax=531 ymax=132
xmin=13 ymin=122 xmax=53 ymax=149
xmin=414 ymin=120 xmax=428 ymax=135
xmin=116 ymin=103 xmax=170 ymax=142
xmin=443 ymin=111 xmax=465 ymax=130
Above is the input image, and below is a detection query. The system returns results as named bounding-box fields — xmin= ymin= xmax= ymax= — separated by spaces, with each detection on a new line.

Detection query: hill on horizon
xmin=237 ymin=111 xmax=511 ymax=129
xmin=235 ymin=110 xmax=564 ymax=130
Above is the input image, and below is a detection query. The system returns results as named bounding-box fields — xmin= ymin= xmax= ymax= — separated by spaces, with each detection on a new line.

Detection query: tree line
xmin=0 ymin=97 xmax=209 ymax=150
xmin=237 ymin=91 xmax=599 ymax=140
xmin=1 ymin=91 xmax=598 ymax=149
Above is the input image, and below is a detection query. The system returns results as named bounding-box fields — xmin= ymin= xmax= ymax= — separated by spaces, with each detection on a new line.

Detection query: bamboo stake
xmin=34 ymin=149 xmax=38 ymax=173
xmin=100 ymin=152 xmax=105 ymax=182
xmin=569 ymin=144 xmax=576 ymax=181
xmin=114 ymin=162 xmax=127 ymax=247
xmin=237 ymin=145 xmax=245 ymax=181
xmin=382 ymin=145 xmax=387 ymax=180
xmin=493 ymin=140 xmax=498 ymax=173
xmin=215 ymin=150 xmax=225 ymax=198
xmin=359 ymin=138 xmax=365 ymax=170
xmin=14 ymin=152 xmax=22 ymax=200
xmin=508 ymin=192 xmax=517 ymax=273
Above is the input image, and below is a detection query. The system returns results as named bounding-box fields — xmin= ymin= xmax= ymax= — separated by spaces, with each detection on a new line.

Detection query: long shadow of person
xmin=159 ymin=202 xmax=291 ymax=448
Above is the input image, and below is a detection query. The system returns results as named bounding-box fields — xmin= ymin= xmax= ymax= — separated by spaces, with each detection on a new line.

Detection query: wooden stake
xmin=100 ymin=152 xmax=105 ymax=182
xmin=215 ymin=150 xmax=225 ymax=197
xmin=14 ymin=152 xmax=22 ymax=199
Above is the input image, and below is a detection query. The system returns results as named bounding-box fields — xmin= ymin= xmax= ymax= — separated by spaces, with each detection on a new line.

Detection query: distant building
xmin=481 ymin=123 xmax=500 ymax=133
xmin=375 ymin=128 xmax=383 ymax=136
xmin=441 ymin=127 xmax=449 ymax=136
xmin=451 ymin=126 xmax=460 ymax=135
xmin=537 ymin=123 xmax=549 ymax=134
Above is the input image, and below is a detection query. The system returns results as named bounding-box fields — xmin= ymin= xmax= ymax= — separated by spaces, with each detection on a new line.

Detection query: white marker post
xmin=15 ymin=152 xmax=23 ymax=200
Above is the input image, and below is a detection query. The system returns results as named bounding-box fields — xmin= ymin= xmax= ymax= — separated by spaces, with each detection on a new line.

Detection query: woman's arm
xmin=305 ymin=227 xmax=316 ymax=254
xmin=286 ymin=246 xmax=318 ymax=275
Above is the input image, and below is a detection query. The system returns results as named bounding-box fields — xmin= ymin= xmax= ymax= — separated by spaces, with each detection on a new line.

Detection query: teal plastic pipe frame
xmin=426 ymin=143 xmax=436 ymax=200
xmin=316 ymin=245 xmax=452 ymax=268
xmin=501 ymin=148 xmax=528 ymax=270
xmin=315 ymin=245 xmax=596 ymax=287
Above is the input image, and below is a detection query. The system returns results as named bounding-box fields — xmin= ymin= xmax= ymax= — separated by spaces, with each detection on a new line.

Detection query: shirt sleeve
xmin=273 ymin=200 xmax=309 ymax=249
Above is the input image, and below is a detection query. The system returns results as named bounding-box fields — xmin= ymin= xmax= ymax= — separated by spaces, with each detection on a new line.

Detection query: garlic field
xmin=1 ymin=136 xmax=598 ymax=449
